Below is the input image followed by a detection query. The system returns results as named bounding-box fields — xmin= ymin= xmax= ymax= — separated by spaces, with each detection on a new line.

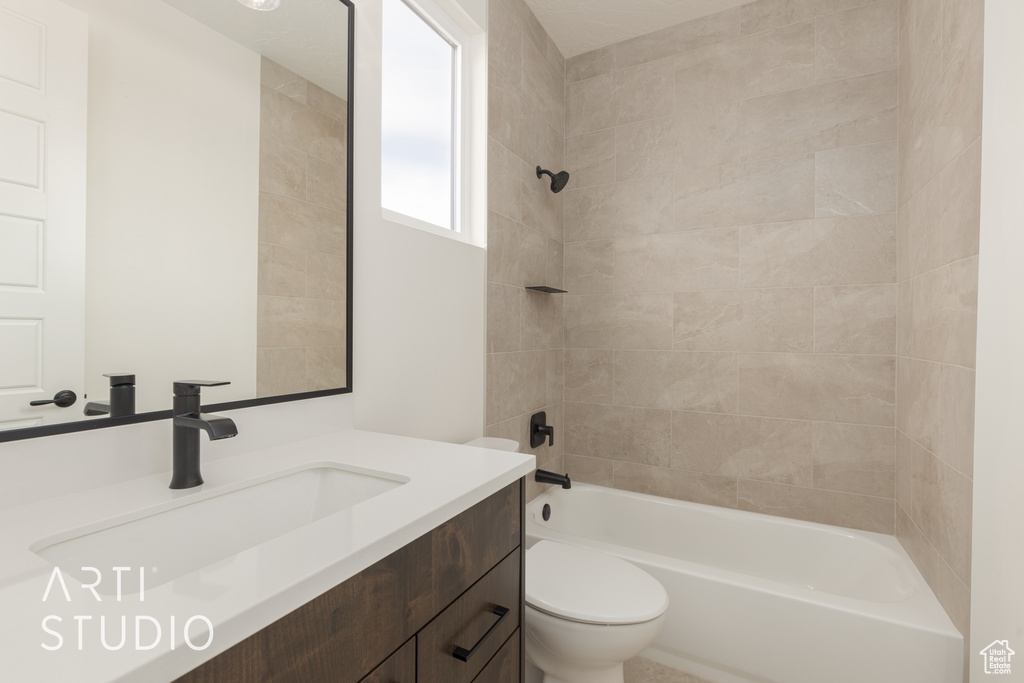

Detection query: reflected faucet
xmin=84 ymin=373 xmax=137 ymax=418
xmin=170 ymin=380 xmax=237 ymax=490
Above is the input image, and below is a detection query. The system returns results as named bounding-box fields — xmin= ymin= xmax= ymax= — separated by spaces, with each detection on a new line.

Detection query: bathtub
xmin=526 ymin=483 xmax=963 ymax=683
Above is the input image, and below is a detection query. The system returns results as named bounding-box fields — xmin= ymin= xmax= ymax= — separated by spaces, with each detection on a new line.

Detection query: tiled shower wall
xmin=256 ymin=58 xmax=348 ymax=397
xmin=485 ymin=0 xmax=567 ymax=499
xmin=894 ymin=0 xmax=983 ymax=643
xmin=559 ymin=0 xmax=901 ymax=534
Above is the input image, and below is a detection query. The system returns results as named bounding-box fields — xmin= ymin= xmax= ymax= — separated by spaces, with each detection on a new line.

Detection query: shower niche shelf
xmin=525 ymin=286 xmax=567 ymax=294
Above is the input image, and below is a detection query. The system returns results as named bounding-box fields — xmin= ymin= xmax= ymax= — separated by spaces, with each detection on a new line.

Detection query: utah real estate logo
xmin=980 ymin=640 xmax=1015 ymax=675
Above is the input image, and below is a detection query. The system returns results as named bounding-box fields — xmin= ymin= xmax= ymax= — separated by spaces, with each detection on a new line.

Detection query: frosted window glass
xmin=381 ymin=0 xmax=455 ymax=231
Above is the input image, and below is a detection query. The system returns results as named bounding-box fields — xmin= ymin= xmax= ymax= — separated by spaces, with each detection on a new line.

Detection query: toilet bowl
xmin=525 ymin=540 xmax=669 ymax=683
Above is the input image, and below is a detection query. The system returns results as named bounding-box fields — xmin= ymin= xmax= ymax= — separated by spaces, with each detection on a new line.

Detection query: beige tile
xmin=258 ymin=243 xmax=306 ymax=298
xmin=739 ymin=353 xmax=895 ymax=425
xmin=307 ymin=83 xmax=348 ymax=122
xmin=566 ymin=45 xmax=616 ymax=83
xmin=673 ymin=155 xmax=815 ymax=230
xmin=738 ymin=479 xmax=893 ymax=533
xmin=899 ymin=0 xmax=942 ymax=123
xmin=616 ymin=105 xmax=741 ymax=180
xmin=566 ymin=59 xmax=674 ymax=137
xmin=612 ymin=350 xmax=738 ymax=413
xmin=306 ymin=157 xmax=347 ymax=213
xmin=489 ymin=2 xmax=522 ymax=87
xmin=895 ymin=430 xmax=917 ymax=512
xmin=546 ymin=349 xmax=563 ymax=405
xmin=912 ymin=447 xmax=973 ymax=583
xmin=488 ymin=68 xmax=527 ymax=161
xmin=614 ymin=228 xmax=740 ymax=293
xmin=486 ymin=350 xmax=547 ymax=424
xmin=613 ymin=461 xmax=739 ymax=508
xmin=564 ymin=349 xmax=613 ymax=404
xmin=900 ymin=257 xmax=979 ymax=368
xmin=895 ymin=507 xmax=971 ymax=637
xmin=736 ymin=70 xmax=897 ymax=163
xmin=564 ymin=402 xmax=672 ymax=467
xmin=259 ymin=137 xmax=306 ymax=200
xmin=565 ymin=130 xmax=616 ymax=189
xmin=673 ymin=288 xmax=814 ymax=352
xmin=564 ymin=176 xmax=673 ymax=242
xmin=257 ymin=296 xmax=346 ymax=348
xmin=939 ymin=138 xmax=982 ymax=265
xmin=522 ymin=289 xmax=563 ymax=351
xmin=499 ymin=0 xmax=550 ymax=59
xmin=521 ymin=37 xmax=565 ymax=137
xmin=814 ymin=284 xmax=897 ymax=354
xmin=896 ymin=357 xmax=975 ymax=477
xmin=812 ymin=422 xmax=895 ymax=497
xmin=487 ymin=211 xmax=522 ymax=286
xmin=615 ymin=8 xmax=742 ymax=70
xmin=260 ymin=57 xmax=306 ymax=103
xmin=488 ymin=138 xmax=523 ymax=223
xmin=564 ymin=453 xmax=614 ymax=487
xmin=523 ymin=105 xmax=565 ymax=188
xmin=259 ymin=192 xmax=347 ymax=256
xmin=520 ymin=226 xmax=549 ymax=288
xmin=488 ymin=282 xmax=521 ymax=353
xmin=545 ymin=35 xmax=566 ymax=76
xmin=545 ymin=238 xmax=563 ymax=291
xmin=564 ymin=293 xmax=674 ymax=350
xmin=674 ymin=22 xmax=815 ymax=111
xmin=740 ymin=214 xmax=896 ymax=287
xmin=521 ymin=160 xmax=564 ymax=242
xmin=941 ymin=0 xmax=984 ymax=66
xmin=815 ymin=140 xmax=897 ymax=217
xmin=898 ymin=175 xmax=942 ymax=281
xmin=564 ymin=240 xmax=615 ymax=295
xmin=306 ymin=252 xmax=346 ymax=301
xmin=898 ymin=28 xmax=983 ymax=203
xmin=261 ymin=87 xmax=346 ymax=166
xmin=257 ymin=347 xmax=307 ymax=397
xmin=307 ymin=346 xmax=347 ymax=391
xmin=673 ymin=412 xmax=813 ymax=486
xmin=625 ymin=657 xmax=716 ymax=683
xmin=740 ymin=0 xmax=876 ymax=35
xmin=815 ymin=1 xmax=898 ymax=82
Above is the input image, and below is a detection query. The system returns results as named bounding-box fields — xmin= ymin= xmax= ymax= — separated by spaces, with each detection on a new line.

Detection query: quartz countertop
xmin=0 ymin=428 xmax=534 ymax=682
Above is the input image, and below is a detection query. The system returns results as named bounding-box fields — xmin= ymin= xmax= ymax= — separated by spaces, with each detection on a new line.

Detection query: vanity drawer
xmin=417 ymin=548 xmax=520 ymax=683
xmin=471 ymin=629 xmax=519 ymax=683
xmin=359 ymin=638 xmax=415 ymax=683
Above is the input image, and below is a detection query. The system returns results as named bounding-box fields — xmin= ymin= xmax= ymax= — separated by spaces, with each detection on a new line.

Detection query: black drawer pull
xmin=452 ymin=605 xmax=510 ymax=662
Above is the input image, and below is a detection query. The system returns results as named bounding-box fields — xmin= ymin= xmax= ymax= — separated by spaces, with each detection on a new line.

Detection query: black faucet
xmin=170 ymin=381 xmax=238 ymax=490
xmin=84 ymin=373 xmax=136 ymax=418
xmin=530 ymin=411 xmax=554 ymax=448
xmin=535 ymin=469 xmax=571 ymax=489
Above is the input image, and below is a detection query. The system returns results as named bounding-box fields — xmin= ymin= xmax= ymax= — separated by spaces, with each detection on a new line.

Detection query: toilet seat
xmin=526 ymin=540 xmax=669 ymax=626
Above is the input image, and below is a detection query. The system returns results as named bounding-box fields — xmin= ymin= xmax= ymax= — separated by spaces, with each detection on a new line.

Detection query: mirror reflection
xmin=0 ymin=0 xmax=351 ymax=431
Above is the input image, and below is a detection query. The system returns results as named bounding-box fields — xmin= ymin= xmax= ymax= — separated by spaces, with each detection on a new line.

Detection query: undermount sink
xmin=32 ymin=465 xmax=406 ymax=595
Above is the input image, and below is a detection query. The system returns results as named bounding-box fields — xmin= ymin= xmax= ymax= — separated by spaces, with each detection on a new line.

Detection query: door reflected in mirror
xmin=0 ymin=0 xmax=352 ymax=435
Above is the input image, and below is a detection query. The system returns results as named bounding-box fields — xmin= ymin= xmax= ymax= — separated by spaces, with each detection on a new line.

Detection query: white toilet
xmin=525 ymin=540 xmax=669 ymax=683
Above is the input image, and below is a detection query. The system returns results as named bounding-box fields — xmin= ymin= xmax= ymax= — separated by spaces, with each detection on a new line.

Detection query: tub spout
xmin=536 ymin=469 xmax=571 ymax=489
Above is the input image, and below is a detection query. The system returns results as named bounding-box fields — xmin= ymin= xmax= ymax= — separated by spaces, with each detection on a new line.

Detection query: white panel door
xmin=0 ymin=0 xmax=87 ymax=429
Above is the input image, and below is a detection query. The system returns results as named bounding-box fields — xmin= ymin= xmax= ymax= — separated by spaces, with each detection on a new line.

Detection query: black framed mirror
xmin=0 ymin=0 xmax=353 ymax=443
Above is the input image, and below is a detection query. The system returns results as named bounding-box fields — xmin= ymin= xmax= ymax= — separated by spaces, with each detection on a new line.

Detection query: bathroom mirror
xmin=0 ymin=0 xmax=353 ymax=440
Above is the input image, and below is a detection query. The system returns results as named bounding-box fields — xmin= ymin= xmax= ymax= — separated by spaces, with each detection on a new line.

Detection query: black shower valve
xmin=530 ymin=411 xmax=554 ymax=448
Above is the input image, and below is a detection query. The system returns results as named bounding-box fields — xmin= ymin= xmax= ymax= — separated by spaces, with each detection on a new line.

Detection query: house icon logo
xmin=980 ymin=640 xmax=1015 ymax=674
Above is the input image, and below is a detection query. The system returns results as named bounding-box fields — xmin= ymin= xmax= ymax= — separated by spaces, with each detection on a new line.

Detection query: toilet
xmin=525 ymin=540 xmax=669 ymax=683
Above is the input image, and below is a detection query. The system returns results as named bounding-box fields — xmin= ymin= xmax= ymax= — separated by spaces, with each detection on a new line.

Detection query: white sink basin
xmin=32 ymin=465 xmax=405 ymax=595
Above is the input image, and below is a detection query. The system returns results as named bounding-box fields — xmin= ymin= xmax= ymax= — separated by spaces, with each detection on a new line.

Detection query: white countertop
xmin=0 ymin=428 xmax=535 ymax=682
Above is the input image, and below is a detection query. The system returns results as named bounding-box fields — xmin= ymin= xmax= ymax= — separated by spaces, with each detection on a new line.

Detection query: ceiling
xmin=523 ymin=0 xmax=756 ymax=58
xmin=161 ymin=0 xmax=349 ymax=98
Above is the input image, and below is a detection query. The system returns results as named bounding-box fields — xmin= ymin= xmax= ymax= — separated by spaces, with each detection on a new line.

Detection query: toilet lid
xmin=526 ymin=541 xmax=669 ymax=625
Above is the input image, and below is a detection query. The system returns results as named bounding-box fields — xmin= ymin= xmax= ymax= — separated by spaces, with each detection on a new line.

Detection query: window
xmin=381 ymin=0 xmax=458 ymax=232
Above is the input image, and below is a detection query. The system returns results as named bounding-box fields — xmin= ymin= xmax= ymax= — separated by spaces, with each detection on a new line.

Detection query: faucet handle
xmin=103 ymin=373 xmax=135 ymax=386
xmin=173 ymin=380 xmax=231 ymax=396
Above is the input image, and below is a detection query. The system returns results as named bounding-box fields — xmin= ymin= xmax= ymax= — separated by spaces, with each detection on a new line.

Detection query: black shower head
xmin=536 ymin=166 xmax=570 ymax=193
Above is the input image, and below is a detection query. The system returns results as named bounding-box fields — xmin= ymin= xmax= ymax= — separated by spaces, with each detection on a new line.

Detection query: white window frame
xmin=380 ymin=0 xmax=483 ymax=246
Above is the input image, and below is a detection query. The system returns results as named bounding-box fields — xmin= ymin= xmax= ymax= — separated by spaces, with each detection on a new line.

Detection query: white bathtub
xmin=526 ymin=483 xmax=963 ymax=683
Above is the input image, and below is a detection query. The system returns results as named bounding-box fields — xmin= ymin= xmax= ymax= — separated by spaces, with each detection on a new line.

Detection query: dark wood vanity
xmin=175 ymin=480 xmax=524 ymax=683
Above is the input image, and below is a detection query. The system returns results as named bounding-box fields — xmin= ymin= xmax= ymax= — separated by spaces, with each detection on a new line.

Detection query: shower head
xmin=536 ymin=166 xmax=570 ymax=193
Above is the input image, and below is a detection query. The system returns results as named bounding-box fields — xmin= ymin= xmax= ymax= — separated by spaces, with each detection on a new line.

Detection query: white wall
xmin=65 ymin=0 xmax=260 ymax=412
xmin=970 ymin=0 xmax=1024 ymax=679
xmin=352 ymin=0 xmax=487 ymax=444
